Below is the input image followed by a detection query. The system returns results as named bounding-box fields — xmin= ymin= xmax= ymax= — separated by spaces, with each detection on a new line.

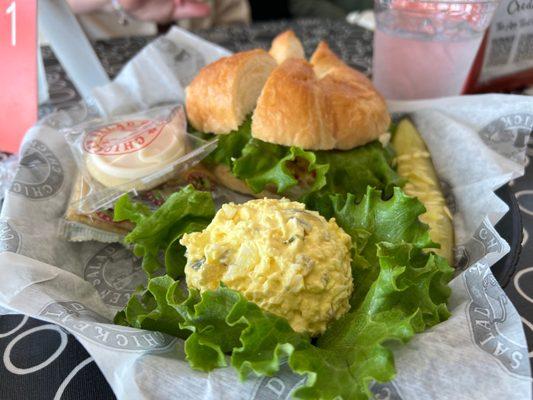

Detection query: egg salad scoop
xmin=180 ymin=198 xmax=353 ymax=336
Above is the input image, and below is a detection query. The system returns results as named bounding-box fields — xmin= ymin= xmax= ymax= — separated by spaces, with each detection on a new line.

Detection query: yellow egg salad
xmin=180 ymin=198 xmax=353 ymax=336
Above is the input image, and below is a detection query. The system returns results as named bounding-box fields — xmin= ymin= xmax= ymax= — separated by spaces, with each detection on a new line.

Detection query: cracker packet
xmin=62 ymin=164 xmax=253 ymax=242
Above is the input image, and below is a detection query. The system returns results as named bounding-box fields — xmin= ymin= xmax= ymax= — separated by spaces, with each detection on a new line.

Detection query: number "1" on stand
xmin=6 ymin=1 xmax=15 ymax=46
xmin=0 ymin=0 xmax=36 ymax=153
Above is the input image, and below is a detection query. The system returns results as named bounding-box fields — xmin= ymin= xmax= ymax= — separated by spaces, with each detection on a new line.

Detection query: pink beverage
xmin=372 ymin=0 xmax=499 ymax=100
xmin=373 ymin=30 xmax=484 ymax=99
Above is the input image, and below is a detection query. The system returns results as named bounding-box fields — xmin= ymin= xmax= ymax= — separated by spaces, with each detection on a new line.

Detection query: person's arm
xmin=66 ymin=0 xmax=211 ymax=22
xmin=289 ymin=0 xmax=346 ymax=19
xmin=66 ymin=0 xmax=110 ymax=14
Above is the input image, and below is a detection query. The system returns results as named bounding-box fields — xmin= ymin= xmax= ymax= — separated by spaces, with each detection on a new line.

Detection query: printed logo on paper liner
xmin=84 ymin=243 xmax=146 ymax=308
xmin=10 ymin=140 xmax=64 ymax=199
xmin=252 ymin=364 xmax=305 ymax=400
xmin=464 ymin=263 xmax=529 ymax=377
xmin=455 ymin=220 xmax=503 ymax=272
xmin=251 ymin=363 xmax=403 ymax=399
xmin=0 ymin=221 xmax=20 ymax=253
xmin=478 ymin=113 xmax=533 ymax=163
xmin=40 ymin=301 xmax=175 ymax=352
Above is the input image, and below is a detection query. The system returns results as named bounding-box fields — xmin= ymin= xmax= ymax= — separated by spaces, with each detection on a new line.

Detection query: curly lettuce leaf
xmin=203 ymin=119 xmax=402 ymax=199
xmin=206 ymin=117 xmax=329 ymax=196
xmin=234 ymin=142 xmax=329 ymax=195
xmin=291 ymin=243 xmax=453 ymax=400
xmin=315 ymin=142 xmax=404 ymax=201
xmin=226 ymin=291 xmax=311 ymax=378
xmin=284 ymin=189 xmax=453 ymax=399
xmin=290 ymin=310 xmax=416 ymax=400
xmin=171 ymin=285 xmax=311 ymax=374
xmin=305 ymin=186 xmax=436 ymax=308
xmin=114 ymin=275 xmax=190 ymax=339
xmin=178 ymin=287 xmax=246 ymax=371
xmin=119 ymin=275 xmax=312 ymax=374
xmin=116 ymin=185 xmax=453 ymax=400
xmin=117 ymin=243 xmax=452 ymax=400
xmin=206 ymin=118 xmax=253 ymax=166
xmin=114 ymin=185 xmax=216 ymax=277
xmin=113 ymin=194 xmax=151 ymax=224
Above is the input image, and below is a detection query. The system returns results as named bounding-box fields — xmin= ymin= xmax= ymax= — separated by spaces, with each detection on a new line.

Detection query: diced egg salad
xmin=180 ymin=198 xmax=353 ymax=336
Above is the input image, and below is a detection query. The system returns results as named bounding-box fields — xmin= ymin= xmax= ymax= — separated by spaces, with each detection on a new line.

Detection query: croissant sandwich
xmin=185 ymin=31 xmax=392 ymax=199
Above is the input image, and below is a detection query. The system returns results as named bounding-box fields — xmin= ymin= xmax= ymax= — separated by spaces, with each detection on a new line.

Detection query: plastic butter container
xmin=61 ymin=105 xmax=218 ymax=242
xmin=64 ymin=105 xmax=217 ymax=214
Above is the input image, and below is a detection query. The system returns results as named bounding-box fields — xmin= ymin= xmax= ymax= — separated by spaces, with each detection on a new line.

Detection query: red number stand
xmin=0 ymin=1 xmax=37 ymax=154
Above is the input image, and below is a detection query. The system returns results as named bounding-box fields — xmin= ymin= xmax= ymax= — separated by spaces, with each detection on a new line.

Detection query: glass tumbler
xmin=372 ymin=0 xmax=499 ymax=100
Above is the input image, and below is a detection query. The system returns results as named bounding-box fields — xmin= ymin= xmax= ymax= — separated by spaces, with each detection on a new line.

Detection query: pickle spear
xmin=392 ymin=119 xmax=454 ymax=264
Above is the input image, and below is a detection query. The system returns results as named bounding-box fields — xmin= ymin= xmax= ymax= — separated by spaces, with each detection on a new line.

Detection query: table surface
xmin=1 ymin=18 xmax=532 ymax=400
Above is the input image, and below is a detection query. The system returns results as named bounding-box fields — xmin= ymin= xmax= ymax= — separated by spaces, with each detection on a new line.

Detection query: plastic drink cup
xmin=372 ymin=0 xmax=499 ymax=100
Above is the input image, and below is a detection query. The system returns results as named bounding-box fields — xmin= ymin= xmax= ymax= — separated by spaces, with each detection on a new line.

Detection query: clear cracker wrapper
xmin=62 ymin=172 xmax=195 ymax=243
xmin=0 ymin=26 xmax=531 ymax=400
xmin=62 ymin=166 xmax=253 ymax=243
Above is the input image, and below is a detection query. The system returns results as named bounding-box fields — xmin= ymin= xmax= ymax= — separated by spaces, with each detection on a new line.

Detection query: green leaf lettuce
xmin=116 ymin=186 xmax=453 ymax=399
xmin=114 ymin=185 xmax=216 ymax=277
xmin=203 ymin=118 xmax=403 ymax=200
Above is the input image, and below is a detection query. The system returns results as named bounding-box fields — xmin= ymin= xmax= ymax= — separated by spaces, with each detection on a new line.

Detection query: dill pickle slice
xmin=392 ymin=119 xmax=454 ymax=265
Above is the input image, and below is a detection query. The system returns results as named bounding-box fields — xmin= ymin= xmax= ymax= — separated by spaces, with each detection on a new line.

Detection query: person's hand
xmin=118 ymin=0 xmax=211 ymax=23
xmin=173 ymin=0 xmax=212 ymax=19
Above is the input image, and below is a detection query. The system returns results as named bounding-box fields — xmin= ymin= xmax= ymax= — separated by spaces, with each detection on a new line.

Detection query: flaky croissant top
xmin=185 ymin=30 xmax=390 ymax=151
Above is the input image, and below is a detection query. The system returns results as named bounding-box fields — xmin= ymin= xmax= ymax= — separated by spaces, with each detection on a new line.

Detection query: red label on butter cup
xmin=83 ymin=120 xmax=165 ymax=156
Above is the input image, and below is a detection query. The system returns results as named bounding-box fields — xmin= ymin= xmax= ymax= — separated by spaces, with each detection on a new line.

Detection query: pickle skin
xmin=392 ymin=118 xmax=455 ymax=265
